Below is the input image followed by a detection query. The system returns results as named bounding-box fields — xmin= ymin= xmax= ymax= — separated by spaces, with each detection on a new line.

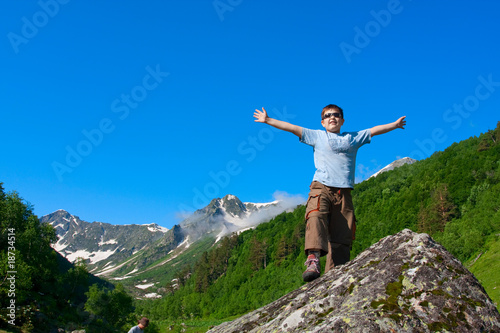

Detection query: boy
xmin=254 ymin=104 xmax=406 ymax=282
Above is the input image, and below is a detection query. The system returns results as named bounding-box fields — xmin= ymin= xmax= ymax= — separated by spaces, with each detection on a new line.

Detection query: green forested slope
xmin=353 ymin=121 xmax=500 ymax=262
xmin=136 ymin=122 xmax=500 ymax=329
xmin=0 ymin=185 xmax=117 ymax=332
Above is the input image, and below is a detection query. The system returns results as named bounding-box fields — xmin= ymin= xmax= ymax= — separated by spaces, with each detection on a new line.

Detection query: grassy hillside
xmin=467 ymin=235 xmax=500 ymax=308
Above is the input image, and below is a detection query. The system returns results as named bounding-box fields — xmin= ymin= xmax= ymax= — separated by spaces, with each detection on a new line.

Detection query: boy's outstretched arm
xmin=370 ymin=116 xmax=406 ymax=137
xmin=254 ymin=107 xmax=302 ymax=138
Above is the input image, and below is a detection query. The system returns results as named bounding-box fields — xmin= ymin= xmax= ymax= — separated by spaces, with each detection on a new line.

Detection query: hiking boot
xmin=302 ymin=254 xmax=320 ymax=282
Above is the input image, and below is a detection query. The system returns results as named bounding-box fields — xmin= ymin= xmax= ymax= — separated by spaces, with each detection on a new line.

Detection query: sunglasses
xmin=322 ymin=112 xmax=342 ymax=120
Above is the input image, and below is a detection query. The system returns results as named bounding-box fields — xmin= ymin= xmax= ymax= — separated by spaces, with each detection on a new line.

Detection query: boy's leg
xmin=303 ymin=182 xmax=332 ymax=281
xmin=304 ymin=182 xmax=331 ymax=256
xmin=325 ymin=242 xmax=351 ymax=272
xmin=325 ymin=188 xmax=356 ymax=273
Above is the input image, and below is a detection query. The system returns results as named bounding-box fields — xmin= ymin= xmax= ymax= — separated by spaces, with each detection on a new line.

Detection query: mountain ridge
xmin=42 ymin=193 xmax=303 ymax=296
xmin=41 ymin=209 xmax=169 ymax=269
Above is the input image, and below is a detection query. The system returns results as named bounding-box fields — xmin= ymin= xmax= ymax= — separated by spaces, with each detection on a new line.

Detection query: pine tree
xmin=291 ymin=222 xmax=305 ymax=254
xmin=275 ymin=235 xmax=289 ymax=266
xmin=249 ymin=236 xmax=268 ymax=270
xmin=174 ymin=265 xmax=191 ymax=288
xmin=418 ymin=183 xmax=457 ymax=234
xmin=477 ymin=122 xmax=499 ymax=151
xmin=434 ymin=184 xmax=457 ymax=230
xmin=194 ymin=252 xmax=210 ymax=292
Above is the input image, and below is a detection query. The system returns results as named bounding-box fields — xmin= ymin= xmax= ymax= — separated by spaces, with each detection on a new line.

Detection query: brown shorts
xmin=304 ymin=181 xmax=356 ymax=268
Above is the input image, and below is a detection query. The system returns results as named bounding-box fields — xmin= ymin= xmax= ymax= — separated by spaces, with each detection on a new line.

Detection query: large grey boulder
xmin=208 ymin=229 xmax=500 ymax=332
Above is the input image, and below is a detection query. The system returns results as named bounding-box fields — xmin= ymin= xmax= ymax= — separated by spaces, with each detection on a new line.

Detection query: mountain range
xmin=40 ymin=209 xmax=170 ymax=274
xmin=41 ymin=158 xmax=412 ymax=297
xmin=41 ymin=193 xmax=303 ymax=297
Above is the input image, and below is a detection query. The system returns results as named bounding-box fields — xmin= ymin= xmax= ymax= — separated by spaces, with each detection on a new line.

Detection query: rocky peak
xmin=370 ymin=157 xmax=417 ymax=179
xmin=185 ymin=195 xmax=248 ymax=225
xmin=209 ymin=229 xmax=500 ymax=332
xmin=42 ymin=210 xmax=86 ymax=233
xmin=44 ymin=209 xmax=72 ymax=222
xmin=221 ymin=194 xmax=247 ymax=218
xmin=201 ymin=198 xmax=224 ymax=217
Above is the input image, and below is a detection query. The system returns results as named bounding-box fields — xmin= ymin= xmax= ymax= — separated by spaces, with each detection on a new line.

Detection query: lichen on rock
xmin=208 ymin=229 xmax=500 ymax=333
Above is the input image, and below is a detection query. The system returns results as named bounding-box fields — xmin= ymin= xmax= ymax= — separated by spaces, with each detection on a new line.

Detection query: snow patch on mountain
xmin=224 ymin=194 xmax=237 ymax=202
xmin=53 ymin=239 xmax=69 ymax=252
xmin=112 ymin=267 xmax=140 ymax=281
xmin=94 ymin=256 xmax=137 ymax=276
xmin=135 ymin=283 xmax=154 ymax=289
xmin=52 ymin=223 xmax=66 ymax=230
xmin=244 ymin=200 xmax=279 ymax=208
xmin=98 ymin=237 xmax=118 ymax=246
xmin=177 ymin=235 xmax=191 ymax=249
xmin=146 ymin=224 xmax=169 ymax=233
xmin=66 ymin=248 xmax=117 ymax=264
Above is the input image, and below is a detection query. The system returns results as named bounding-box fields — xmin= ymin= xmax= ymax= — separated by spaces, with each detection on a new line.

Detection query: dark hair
xmin=322 ymin=104 xmax=343 ymax=119
xmin=138 ymin=317 xmax=149 ymax=327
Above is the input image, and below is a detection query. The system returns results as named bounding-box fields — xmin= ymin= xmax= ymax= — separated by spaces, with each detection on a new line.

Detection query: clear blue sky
xmin=1 ymin=0 xmax=499 ymax=228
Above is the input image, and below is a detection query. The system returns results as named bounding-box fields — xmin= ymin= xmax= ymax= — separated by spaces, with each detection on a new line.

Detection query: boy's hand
xmin=253 ymin=106 xmax=302 ymax=137
xmin=395 ymin=116 xmax=406 ymax=129
xmin=254 ymin=108 xmax=268 ymax=123
xmin=370 ymin=116 xmax=407 ymax=136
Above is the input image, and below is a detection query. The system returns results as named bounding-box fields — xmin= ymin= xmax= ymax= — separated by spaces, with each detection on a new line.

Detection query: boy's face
xmin=321 ymin=111 xmax=344 ymax=133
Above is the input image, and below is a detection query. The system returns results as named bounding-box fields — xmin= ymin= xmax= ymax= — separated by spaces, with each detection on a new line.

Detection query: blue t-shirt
xmin=300 ymin=128 xmax=371 ymax=188
xmin=128 ymin=326 xmax=144 ymax=333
